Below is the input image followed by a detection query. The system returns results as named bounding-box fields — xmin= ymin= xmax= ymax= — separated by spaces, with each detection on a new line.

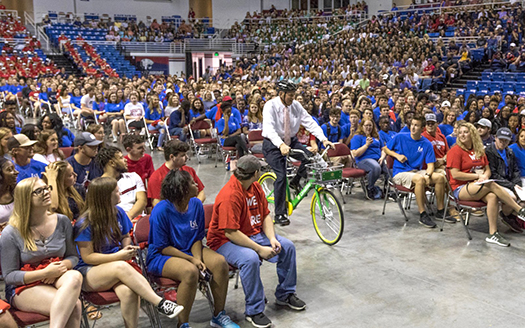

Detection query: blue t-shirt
xmin=70 ymin=95 xmax=82 ymax=108
xmin=105 ymin=102 xmax=124 ymax=113
xmin=339 ymin=112 xmax=350 ymax=126
xmin=74 ymin=206 xmax=133 ymax=268
xmin=322 ymin=123 xmax=344 ymax=143
xmin=216 ymin=115 xmax=242 ymax=146
xmin=386 ymin=133 xmax=436 ymax=176
xmin=145 ymin=108 xmax=164 ymax=121
xmin=15 ymin=159 xmax=47 ymax=182
xmin=350 ymin=134 xmax=384 ymax=162
xmin=438 ymin=123 xmax=454 ymax=137
xmin=510 ymin=143 xmax=525 ymax=176
xmin=446 ymin=134 xmax=457 ymax=147
xmin=66 ymin=156 xmax=103 ymax=187
xmin=206 ymin=106 xmax=242 ymax=123
xmin=399 ymin=126 xmax=410 ymax=134
xmin=379 ymin=130 xmax=397 ymax=147
xmin=61 ymin=128 xmax=75 ymax=147
xmin=146 ymin=198 xmax=205 ymax=276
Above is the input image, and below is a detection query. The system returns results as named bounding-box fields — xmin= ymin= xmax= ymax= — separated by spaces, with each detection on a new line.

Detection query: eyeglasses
xmin=32 ymin=185 xmax=53 ymax=197
xmin=427 ymin=122 xmax=436 ymax=126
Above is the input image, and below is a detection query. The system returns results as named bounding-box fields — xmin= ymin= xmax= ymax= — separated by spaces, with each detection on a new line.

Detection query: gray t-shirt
xmin=1 ymin=214 xmax=79 ymax=286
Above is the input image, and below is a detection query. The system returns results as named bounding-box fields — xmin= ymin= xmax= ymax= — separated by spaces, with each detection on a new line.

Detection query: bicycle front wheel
xmin=259 ymin=172 xmax=277 ymax=217
xmin=310 ymin=188 xmax=344 ymax=245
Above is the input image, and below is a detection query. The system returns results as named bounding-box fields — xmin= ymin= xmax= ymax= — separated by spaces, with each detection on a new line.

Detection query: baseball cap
xmin=441 ymin=100 xmax=451 ymax=107
xmin=236 ymin=155 xmax=261 ymax=175
xmin=222 ymin=96 xmax=233 ymax=102
xmin=476 ymin=118 xmax=492 ymax=129
xmin=74 ymin=132 xmax=103 ymax=147
xmin=7 ymin=134 xmax=37 ymax=151
xmin=425 ymin=113 xmax=437 ymax=122
xmin=511 ymin=43 xmax=517 ymax=47
xmin=496 ymin=127 xmax=512 ymax=140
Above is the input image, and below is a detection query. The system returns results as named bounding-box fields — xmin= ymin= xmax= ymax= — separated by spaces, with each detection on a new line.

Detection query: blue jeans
xmin=216 ymin=232 xmax=297 ymax=315
xmin=148 ymin=123 xmax=166 ymax=147
xmin=168 ymin=127 xmax=187 ymax=142
xmin=356 ymin=158 xmax=388 ymax=190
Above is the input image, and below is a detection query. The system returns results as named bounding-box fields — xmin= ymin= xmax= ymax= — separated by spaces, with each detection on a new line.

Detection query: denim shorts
xmin=453 ymin=185 xmax=466 ymax=199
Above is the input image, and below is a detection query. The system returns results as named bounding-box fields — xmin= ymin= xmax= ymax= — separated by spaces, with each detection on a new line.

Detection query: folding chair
xmin=59 ymin=146 xmax=74 ymax=158
xmin=381 ymin=156 xmax=435 ymax=222
xmin=203 ymin=204 xmax=240 ymax=289
xmin=133 ymin=215 xmax=215 ymax=319
xmin=247 ymin=129 xmax=264 ymax=160
xmin=440 ymin=169 xmax=487 ymax=240
xmin=188 ymin=120 xmax=219 ymax=166
xmin=165 ymin=117 xmax=180 ymax=141
xmin=325 ymin=143 xmax=367 ymax=202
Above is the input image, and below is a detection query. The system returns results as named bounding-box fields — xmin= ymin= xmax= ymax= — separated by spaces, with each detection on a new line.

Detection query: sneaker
xmin=500 ymin=212 xmax=523 ymax=233
xmin=485 ymin=231 xmax=510 ymax=247
xmin=274 ymin=214 xmax=290 ymax=226
xmin=436 ymin=209 xmax=457 ymax=224
xmin=157 ymin=298 xmax=184 ymax=319
xmin=245 ymin=313 xmax=272 ymax=328
xmin=364 ymin=188 xmax=374 ymax=200
xmin=517 ymin=208 xmax=525 ymax=222
xmin=275 ymin=293 xmax=306 ymax=311
xmin=179 ymin=323 xmax=192 ymax=328
xmin=419 ymin=212 xmax=436 ymax=228
xmin=211 ymin=311 xmax=240 ymax=328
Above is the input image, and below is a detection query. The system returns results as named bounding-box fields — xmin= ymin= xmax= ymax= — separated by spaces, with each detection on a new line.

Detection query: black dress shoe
xmin=274 ymin=214 xmax=290 ymax=226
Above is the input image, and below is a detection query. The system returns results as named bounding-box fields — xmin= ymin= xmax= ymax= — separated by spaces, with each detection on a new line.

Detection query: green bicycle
xmin=258 ymin=148 xmax=345 ymax=245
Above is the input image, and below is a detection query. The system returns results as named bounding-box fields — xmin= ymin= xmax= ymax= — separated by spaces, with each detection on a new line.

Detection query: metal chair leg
xmin=458 ymin=210 xmax=473 ymax=240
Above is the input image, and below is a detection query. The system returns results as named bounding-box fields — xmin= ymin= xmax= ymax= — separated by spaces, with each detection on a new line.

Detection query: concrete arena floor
xmin=5 ymin=147 xmax=525 ymax=328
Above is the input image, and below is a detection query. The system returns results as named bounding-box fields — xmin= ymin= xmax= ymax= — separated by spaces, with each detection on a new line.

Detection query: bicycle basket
xmin=306 ymin=163 xmax=343 ymax=182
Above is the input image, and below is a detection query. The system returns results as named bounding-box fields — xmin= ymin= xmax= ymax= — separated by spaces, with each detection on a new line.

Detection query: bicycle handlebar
xmin=289 ymin=144 xmax=331 ymax=159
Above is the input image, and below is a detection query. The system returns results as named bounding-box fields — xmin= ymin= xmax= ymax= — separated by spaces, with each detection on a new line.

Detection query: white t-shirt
xmin=117 ymin=172 xmax=146 ymax=214
xmin=0 ymin=201 xmax=14 ymax=224
xmin=80 ymin=94 xmax=96 ymax=109
xmin=33 ymin=153 xmax=61 ymax=165
xmin=124 ymin=102 xmax=145 ymax=117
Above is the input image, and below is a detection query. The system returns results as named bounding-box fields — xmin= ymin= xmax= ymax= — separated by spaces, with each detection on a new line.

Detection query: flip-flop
xmin=86 ymin=305 xmax=102 ymax=320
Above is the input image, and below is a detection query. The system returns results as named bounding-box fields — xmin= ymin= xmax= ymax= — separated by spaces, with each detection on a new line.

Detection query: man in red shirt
xmin=147 ymin=140 xmax=205 ymax=206
xmin=123 ymin=134 xmax=154 ymax=185
xmin=207 ymin=155 xmax=305 ymax=328
xmin=422 ymin=113 xmax=449 ymax=172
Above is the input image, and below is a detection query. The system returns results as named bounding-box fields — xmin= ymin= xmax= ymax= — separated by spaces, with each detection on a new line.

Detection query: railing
xmin=24 ymin=11 xmax=51 ymax=52
xmin=120 ymin=41 xmax=185 ymax=54
xmin=378 ymin=0 xmax=512 ymax=17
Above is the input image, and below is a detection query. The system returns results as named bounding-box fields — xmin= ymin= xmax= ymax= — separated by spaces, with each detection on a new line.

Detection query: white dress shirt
xmin=262 ymin=96 xmax=327 ymax=148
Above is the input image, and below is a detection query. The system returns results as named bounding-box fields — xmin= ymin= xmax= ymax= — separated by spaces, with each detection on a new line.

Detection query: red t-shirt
xmin=125 ymin=153 xmax=155 ymax=184
xmin=147 ymin=163 xmax=204 ymax=200
xmin=446 ymin=145 xmax=488 ymax=191
xmin=422 ymin=131 xmax=449 ymax=159
xmin=207 ymin=175 xmax=270 ymax=251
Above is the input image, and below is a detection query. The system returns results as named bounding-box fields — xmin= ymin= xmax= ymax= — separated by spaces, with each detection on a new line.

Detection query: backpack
xmin=324 ymin=123 xmax=341 ymax=141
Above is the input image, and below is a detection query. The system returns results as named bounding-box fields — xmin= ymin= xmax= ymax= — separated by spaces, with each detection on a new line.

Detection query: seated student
xmin=485 ymin=127 xmax=524 ymax=232
xmin=421 ymin=114 xmax=449 ymax=173
xmin=104 ymin=92 xmax=126 ymax=143
xmin=123 ymin=134 xmax=154 ymax=185
xmin=0 ymin=157 xmax=17 ymax=230
xmin=378 ymin=115 xmax=397 ymax=147
xmin=205 ymin=96 xmax=242 ymax=125
xmin=145 ymin=95 xmax=166 ymax=151
xmin=438 ymin=108 xmax=457 ymax=137
xmin=124 ymin=92 xmax=146 ymax=132
xmin=216 ymin=102 xmax=250 ymax=158
xmin=207 ymin=156 xmax=306 ymax=328
xmin=7 ymin=134 xmax=47 ymax=182
xmin=147 ymin=170 xmax=239 ymax=328
xmin=350 ymin=118 xmax=388 ymax=200
xmin=446 ymin=120 xmax=463 ymax=147
xmin=322 ymin=108 xmax=347 ymax=144
xmin=148 ymin=140 xmax=205 ymax=207
xmin=44 ymin=161 xmax=86 ymax=222
xmin=343 ymin=109 xmax=361 ymax=145
xmin=40 ymin=113 xmax=75 ymax=148
xmin=242 ymin=101 xmax=263 ymax=133
xmin=372 ymin=95 xmax=389 ymax=122
xmin=0 ymin=127 xmax=13 ymax=160
xmin=74 ymin=177 xmax=184 ymax=326
xmin=339 ymin=99 xmax=353 ymax=126
xmin=447 ymin=122 xmax=525 ymax=247
xmin=0 ymin=178 xmax=83 ymax=327
xmin=66 ymin=132 xmax=103 ymax=187
xmin=0 ymin=111 xmax=22 ymax=135
xmin=97 ymin=146 xmax=147 ymax=221
xmin=384 ymin=115 xmax=447 ymax=228
xmin=33 ymin=129 xmax=65 ymax=165
xmin=509 ymin=128 xmax=525 ymax=187
xmin=476 ymin=118 xmax=494 ymax=147
xmin=168 ymin=100 xmax=190 ymax=142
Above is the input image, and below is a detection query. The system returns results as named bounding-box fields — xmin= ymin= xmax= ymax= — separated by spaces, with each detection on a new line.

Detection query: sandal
xmin=86 ymin=305 xmax=102 ymax=320
xmin=156 ymin=147 xmax=164 ymax=151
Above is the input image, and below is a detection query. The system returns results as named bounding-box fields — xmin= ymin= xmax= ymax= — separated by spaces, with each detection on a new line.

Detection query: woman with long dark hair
xmin=74 ymin=177 xmax=183 ymax=327
xmin=0 ymin=111 xmax=21 ymax=135
xmin=39 ymin=113 xmax=75 ymax=147
xmin=33 ymin=129 xmax=65 ymax=164
xmin=147 ymin=170 xmax=238 ymax=328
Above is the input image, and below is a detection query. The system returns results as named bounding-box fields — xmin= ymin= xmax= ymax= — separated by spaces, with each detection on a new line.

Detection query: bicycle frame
xmin=265 ymin=175 xmax=326 ymax=216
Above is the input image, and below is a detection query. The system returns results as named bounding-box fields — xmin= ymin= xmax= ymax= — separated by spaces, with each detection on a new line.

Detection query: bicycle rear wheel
xmin=310 ymin=188 xmax=344 ymax=245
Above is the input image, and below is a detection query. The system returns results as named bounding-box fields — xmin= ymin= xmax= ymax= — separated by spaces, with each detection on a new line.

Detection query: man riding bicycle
xmin=262 ymin=80 xmax=334 ymax=226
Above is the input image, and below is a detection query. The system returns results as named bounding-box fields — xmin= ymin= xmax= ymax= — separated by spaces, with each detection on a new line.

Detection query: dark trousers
xmin=223 ymin=135 xmax=249 ymax=157
xmin=262 ymin=138 xmax=311 ymax=216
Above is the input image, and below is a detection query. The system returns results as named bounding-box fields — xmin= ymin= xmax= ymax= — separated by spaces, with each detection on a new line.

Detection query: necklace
xmin=31 ymin=222 xmax=48 ymax=243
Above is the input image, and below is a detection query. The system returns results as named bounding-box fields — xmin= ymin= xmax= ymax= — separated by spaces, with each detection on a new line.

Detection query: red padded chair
xmin=189 ymin=120 xmax=218 ymax=166
xmin=10 ymin=309 xmax=49 ymax=327
xmin=326 ymin=143 xmax=367 ymax=202
xmin=59 ymin=146 xmax=74 ymax=158
xmin=247 ymin=130 xmax=265 ymax=159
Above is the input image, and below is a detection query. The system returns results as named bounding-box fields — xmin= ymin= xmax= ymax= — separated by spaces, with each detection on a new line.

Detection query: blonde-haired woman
xmin=447 ymin=122 xmax=525 ymax=247
xmin=0 ymin=127 xmax=12 ymax=160
xmin=74 ymin=177 xmax=183 ymax=327
xmin=0 ymin=177 xmax=83 ymax=328
xmin=33 ymin=129 xmax=65 ymax=165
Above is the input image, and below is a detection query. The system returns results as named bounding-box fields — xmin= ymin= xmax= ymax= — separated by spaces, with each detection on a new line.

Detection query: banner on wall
xmin=135 ymin=56 xmax=169 ymax=75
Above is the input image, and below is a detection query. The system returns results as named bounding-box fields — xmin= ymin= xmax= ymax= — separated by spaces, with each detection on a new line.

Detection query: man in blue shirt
xmin=66 ymin=132 xmax=103 ymax=188
xmin=322 ymin=108 xmax=346 ymax=144
xmin=384 ymin=115 xmax=446 ymax=228
xmin=7 ymin=134 xmax=47 ymax=182
xmin=378 ymin=116 xmax=397 ymax=146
